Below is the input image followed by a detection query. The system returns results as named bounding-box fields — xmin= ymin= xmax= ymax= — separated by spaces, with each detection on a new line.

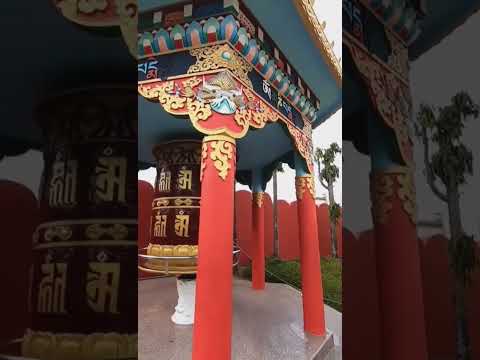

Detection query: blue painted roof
xmin=410 ymin=0 xmax=480 ymax=59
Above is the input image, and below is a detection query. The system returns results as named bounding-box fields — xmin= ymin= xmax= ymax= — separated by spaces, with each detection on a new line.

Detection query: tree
xmin=272 ymin=163 xmax=284 ymax=257
xmin=314 ymin=143 xmax=341 ymax=258
xmin=415 ymin=91 xmax=479 ymax=360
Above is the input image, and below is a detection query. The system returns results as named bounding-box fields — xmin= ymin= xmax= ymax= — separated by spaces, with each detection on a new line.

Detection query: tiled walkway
xmin=139 ymin=277 xmax=336 ymax=360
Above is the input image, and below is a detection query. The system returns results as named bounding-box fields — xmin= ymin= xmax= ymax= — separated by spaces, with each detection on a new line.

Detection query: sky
xmin=138 ymin=0 xmax=344 ymax=205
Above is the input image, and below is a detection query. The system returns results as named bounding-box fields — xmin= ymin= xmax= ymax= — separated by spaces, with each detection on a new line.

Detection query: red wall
xmin=264 ymin=193 xmax=274 ymax=257
xmin=278 ymin=200 xmax=300 ymax=260
xmin=138 ymin=180 xmax=154 ymax=279
xmin=0 ymin=181 xmax=39 ymax=341
xmin=419 ymin=235 xmax=456 ymax=358
xmin=343 ymin=229 xmax=381 ymax=360
xmin=317 ymin=204 xmax=331 ymax=257
xmin=235 ymin=190 xmax=253 ymax=265
xmin=467 ymin=245 xmax=480 ymax=360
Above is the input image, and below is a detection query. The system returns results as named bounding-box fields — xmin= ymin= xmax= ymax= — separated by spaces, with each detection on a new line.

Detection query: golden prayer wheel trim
xmin=137 ymin=246 xmax=241 ymax=275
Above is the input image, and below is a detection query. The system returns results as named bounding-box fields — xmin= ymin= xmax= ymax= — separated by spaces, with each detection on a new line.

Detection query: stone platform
xmin=139 ymin=277 xmax=339 ymax=360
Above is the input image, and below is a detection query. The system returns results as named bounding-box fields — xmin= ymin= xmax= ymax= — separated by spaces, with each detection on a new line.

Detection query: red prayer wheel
xmin=22 ymin=87 xmax=137 ymax=360
xmin=145 ymin=140 xmax=202 ymax=274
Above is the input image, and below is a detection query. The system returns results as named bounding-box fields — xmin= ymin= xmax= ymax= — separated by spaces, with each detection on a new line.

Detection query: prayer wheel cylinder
xmin=22 ymin=87 xmax=137 ymax=360
xmin=146 ymin=140 xmax=201 ymax=273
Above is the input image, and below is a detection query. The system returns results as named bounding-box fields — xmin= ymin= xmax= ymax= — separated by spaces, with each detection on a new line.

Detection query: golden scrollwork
xmin=240 ymin=87 xmax=279 ymax=128
xmin=187 ymin=99 xmax=213 ymax=122
xmin=174 ymin=198 xmax=194 ymax=206
xmin=22 ymin=329 xmax=137 ymax=360
xmin=370 ymin=166 xmax=416 ymax=225
xmin=138 ymin=72 xmax=311 ymax=163
xmin=54 ymin=0 xmax=137 ymax=58
xmin=345 ymin=40 xmax=413 ymax=166
xmin=206 ymin=136 xmax=236 ymax=181
xmin=200 ymin=142 xmax=208 ymax=182
xmin=386 ymin=30 xmax=409 ymax=81
xmin=287 ymin=123 xmax=314 ymax=174
xmin=44 ymin=226 xmax=72 ymax=242
xmin=295 ymin=175 xmax=315 ymax=200
xmin=292 ymin=0 xmax=342 ymax=85
xmin=253 ymin=192 xmax=264 ymax=208
xmin=396 ymin=169 xmax=417 ymax=224
xmin=155 ymin=199 xmax=170 ymax=207
xmin=188 ymin=45 xmax=253 ymax=87
xmin=85 ymin=223 xmax=129 ymax=240
xmin=370 ymin=172 xmax=394 ymax=225
xmin=147 ymin=243 xmax=198 ymax=257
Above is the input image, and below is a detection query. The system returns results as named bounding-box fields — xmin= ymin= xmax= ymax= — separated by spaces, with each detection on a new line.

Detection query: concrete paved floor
xmin=139 ymin=277 xmax=338 ymax=360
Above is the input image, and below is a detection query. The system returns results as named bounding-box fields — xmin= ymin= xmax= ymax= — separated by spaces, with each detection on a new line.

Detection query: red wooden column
xmin=192 ymin=134 xmax=236 ymax=360
xmin=295 ymin=175 xmax=326 ymax=335
xmin=252 ymin=192 xmax=265 ymax=290
xmin=370 ymin=168 xmax=428 ymax=360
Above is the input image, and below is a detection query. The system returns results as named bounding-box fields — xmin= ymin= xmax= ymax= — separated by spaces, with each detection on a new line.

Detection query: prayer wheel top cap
xmin=152 ymin=139 xmax=202 ymax=158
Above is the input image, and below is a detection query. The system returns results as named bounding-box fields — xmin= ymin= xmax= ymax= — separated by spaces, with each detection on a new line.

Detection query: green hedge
xmin=240 ymin=257 xmax=342 ymax=312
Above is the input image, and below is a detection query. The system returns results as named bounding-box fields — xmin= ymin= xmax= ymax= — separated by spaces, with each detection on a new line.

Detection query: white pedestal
xmin=171 ymin=277 xmax=196 ymax=325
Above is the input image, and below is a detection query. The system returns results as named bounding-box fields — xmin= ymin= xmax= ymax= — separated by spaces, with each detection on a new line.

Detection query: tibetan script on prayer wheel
xmin=23 ymin=88 xmax=137 ymax=360
xmin=150 ymin=140 xmax=201 ymax=250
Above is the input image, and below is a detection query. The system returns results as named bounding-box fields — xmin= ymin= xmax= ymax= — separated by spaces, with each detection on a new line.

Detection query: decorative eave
xmin=359 ymin=0 xmax=426 ymax=45
xmin=137 ymin=14 xmax=323 ymax=123
xmin=292 ymin=0 xmax=342 ymax=87
xmin=53 ymin=0 xmax=138 ymax=57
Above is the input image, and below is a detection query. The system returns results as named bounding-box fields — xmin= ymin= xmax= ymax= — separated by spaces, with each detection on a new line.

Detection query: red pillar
xmin=252 ymin=192 xmax=265 ymax=290
xmin=371 ymin=168 xmax=428 ymax=360
xmin=192 ymin=135 xmax=236 ymax=360
xmin=295 ymin=175 xmax=326 ymax=335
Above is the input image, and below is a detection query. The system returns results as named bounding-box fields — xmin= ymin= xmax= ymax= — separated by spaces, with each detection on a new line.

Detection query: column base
xmin=171 ymin=278 xmax=196 ymax=325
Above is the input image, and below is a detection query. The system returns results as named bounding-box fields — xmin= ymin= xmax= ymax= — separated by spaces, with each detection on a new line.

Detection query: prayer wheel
xmin=22 ymin=87 xmax=137 ymax=360
xmin=145 ymin=140 xmax=202 ymax=274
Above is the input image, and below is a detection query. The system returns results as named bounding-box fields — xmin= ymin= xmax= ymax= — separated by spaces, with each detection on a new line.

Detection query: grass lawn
xmin=240 ymin=256 xmax=342 ymax=312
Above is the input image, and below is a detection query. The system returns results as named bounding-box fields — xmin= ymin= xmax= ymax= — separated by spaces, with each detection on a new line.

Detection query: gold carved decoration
xmin=86 ymin=223 xmax=129 ymax=240
xmin=200 ymin=142 xmax=208 ymax=182
xmin=370 ymin=167 xmax=416 ymax=225
xmin=396 ymin=169 xmax=417 ymax=223
xmin=44 ymin=226 xmax=73 ymax=242
xmin=253 ymin=192 xmax=264 ymax=208
xmin=287 ymin=123 xmax=314 ymax=174
xmin=292 ymin=0 xmax=342 ymax=85
xmin=22 ymin=329 xmax=137 ymax=360
xmin=345 ymin=40 xmax=413 ymax=166
xmin=295 ymin=176 xmax=315 ymax=200
xmin=386 ymin=30 xmax=409 ymax=81
xmin=174 ymin=198 xmax=194 ymax=206
xmin=138 ymin=70 xmax=312 ymax=170
xmin=188 ymin=45 xmax=253 ymax=88
xmin=147 ymin=243 xmax=198 ymax=257
xmin=206 ymin=135 xmax=236 ymax=181
xmin=370 ymin=172 xmax=394 ymax=225
xmin=54 ymin=0 xmax=137 ymax=57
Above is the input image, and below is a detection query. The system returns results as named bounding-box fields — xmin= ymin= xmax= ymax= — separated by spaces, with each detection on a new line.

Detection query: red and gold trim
xmin=22 ymin=329 xmax=137 ymax=360
xmin=370 ymin=166 xmax=416 ymax=225
xmin=53 ymin=0 xmax=137 ymax=57
xmin=200 ymin=135 xmax=236 ymax=182
xmin=344 ymin=36 xmax=413 ymax=166
xmin=139 ymin=69 xmax=314 ymax=173
xmin=253 ymin=192 xmax=264 ymax=208
xmin=295 ymin=175 xmax=316 ymax=200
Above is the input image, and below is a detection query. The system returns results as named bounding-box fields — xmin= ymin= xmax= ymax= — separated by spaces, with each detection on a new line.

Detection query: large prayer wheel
xmin=145 ymin=140 xmax=202 ymax=274
xmin=22 ymin=87 xmax=137 ymax=360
